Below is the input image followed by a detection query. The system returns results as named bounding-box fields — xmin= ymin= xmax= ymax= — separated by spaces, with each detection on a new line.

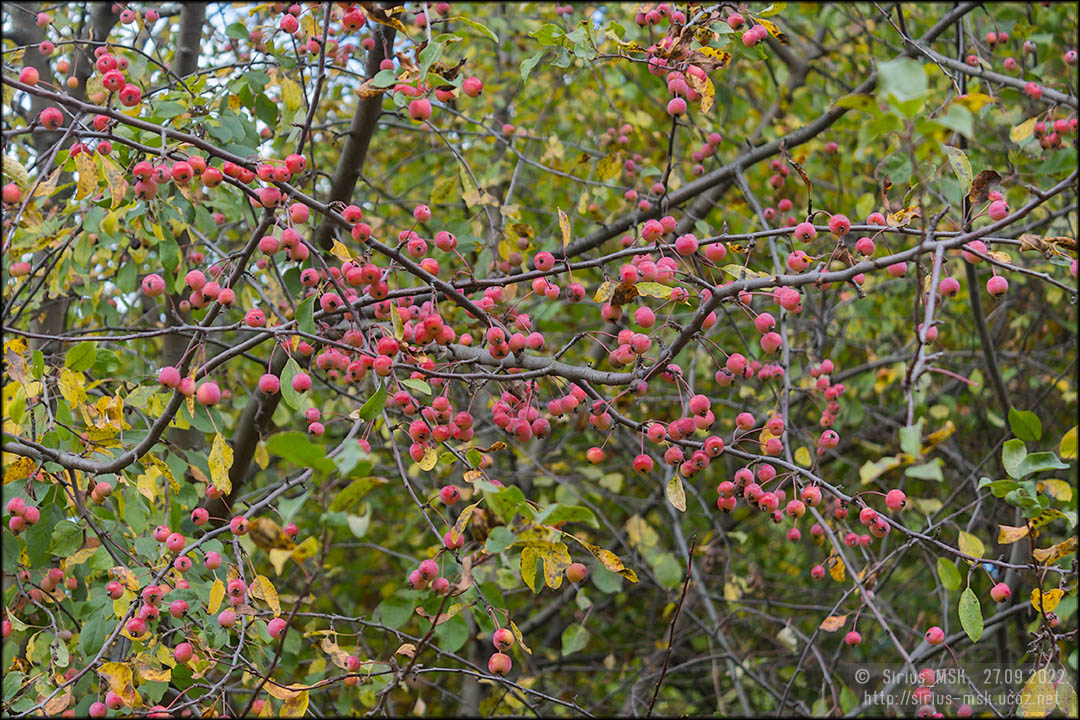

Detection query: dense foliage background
xmin=1 ymin=2 xmax=1077 ymax=717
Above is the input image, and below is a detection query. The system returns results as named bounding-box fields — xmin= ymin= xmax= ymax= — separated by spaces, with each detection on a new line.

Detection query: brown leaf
xmin=1018 ymin=234 xmax=1051 ymax=257
xmin=611 ymin=282 xmax=639 ymax=306
xmin=967 ymin=169 xmax=1001 ymax=204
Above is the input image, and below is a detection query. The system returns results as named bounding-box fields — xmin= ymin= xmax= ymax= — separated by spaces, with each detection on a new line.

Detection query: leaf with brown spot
xmin=1033 ymin=536 xmax=1077 ymax=565
xmin=688 ymin=47 xmax=731 ymax=72
xmin=593 ymin=281 xmax=615 ymax=303
xmin=360 ymin=2 xmax=409 ymax=34
xmin=887 ymin=206 xmax=922 ymax=227
xmin=967 ymin=170 xmax=1001 ymax=204
xmin=819 ymin=614 xmax=848 ymax=632
xmin=751 ymin=16 xmax=788 ymax=45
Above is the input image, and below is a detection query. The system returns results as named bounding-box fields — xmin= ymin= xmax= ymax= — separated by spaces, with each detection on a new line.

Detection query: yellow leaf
xmin=281 ymin=689 xmax=309 ymax=718
xmin=998 ymin=524 xmax=1030 ymax=544
xmin=635 ymin=282 xmax=673 ymax=299
xmin=416 ymin=603 xmax=466 ymax=625
xmin=687 ymin=71 xmax=715 ymax=113
xmin=593 ymin=281 xmax=615 ymax=303
xmin=957 ymin=530 xmax=984 ymax=562
xmin=110 ymin=566 xmax=140 ymax=592
xmin=34 ymin=167 xmax=61 ymax=198
xmin=1010 ymin=117 xmax=1037 ymax=144
xmin=794 ymin=447 xmax=812 ymax=467
xmin=1030 ymin=588 xmax=1064 ymax=614
xmin=3 ymin=456 xmax=34 ymax=484
xmin=329 ymin=239 xmax=353 ymax=262
xmin=887 ymin=206 xmax=921 ymax=227
xmin=395 ymin=643 xmax=417 ymax=658
xmin=509 ymin=620 xmax=532 ymax=655
xmin=2 ymin=155 xmax=30 ymax=191
xmin=953 ymin=93 xmax=996 ymax=112
xmin=535 ymin=541 xmax=571 ymax=590
xmin=320 ymin=637 xmax=350 ymax=668
xmin=58 ymin=368 xmax=86 ymax=407
xmin=568 ymin=536 xmax=638 ymax=582
xmin=829 ymin=555 xmax=845 ymax=582
xmin=1059 ymin=426 xmax=1077 ymax=460
xmin=451 ymin=502 xmax=480 ymax=545
xmin=558 ymin=207 xmax=570 ymax=250
xmin=255 ymin=441 xmax=269 ymax=470
xmin=1033 ymin=536 xmax=1077 ymax=565
xmin=98 ymin=662 xmax=140 ymax=708
xmin=209 ymin=433 xmax=233 ymax=496
xmin=250 ymin=575 xmax=281 ymax=617
xmin=859 ymin=455 xmax=903 ymax=484
xmin=695 ymin=46 xmax=732 ymax=68
xmin=922 ymin=420 xmax=956 ymax=453
xmin=268 ymin=548 xmax=293 ymax=576
xmin=280 ymin=76 xmax=303 ymax=112
xmin=99 ymin=155 xmax=128 ymax=209
xmin=291 ymin=536 xmax=318 ymax=562
xmin=73 ymin=150 xmax=98 ymax=201
xmin=665 ymin=475 xmax=686 ymax=512
xmin=751 ymin=16 xmax=788 ymax=44
xmin=520 ymin=546 xmax=538 ymax=593
xmin=595 ymin=152 xmax=623 ymax=182
xmin=1018 ymin=667 xmax=1057 ymax=718
xmin=720 ymin=264 xmax=769 ymax=281
xmin=207 ymin=579 xmax=225 ymax=615
xmin=1038 ymin=479 xmax=1072 ymax=502
xmin=265 ymin=683 xmax=301 ymax=701
xmin=818 ymin=614 xmax=847 ymax=632
xmin=418 ymin=446 xmax=438 ymax=471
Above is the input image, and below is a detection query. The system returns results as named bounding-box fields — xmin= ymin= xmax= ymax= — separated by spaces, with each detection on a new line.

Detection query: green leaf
xmin=937 ymin=557 xmax=962 ymax=591
xmin=433 ymin=612 xmax=469 ymax=653
xmin=978 ymin=478 xmax=1022 ymax=498
xmin=478 ymin=481 xmax=532 ymax=525
xmin=400 ymin=378 xmax=431 ymax=396
xmin=650 ymin=552 xmax=683 ymax=589
xmin=1015 ymin=452 xmax=1068 ymax=478
xmin=294 ymin=295 xmax=315 ymax=336
xmin=560 ymin=624 xmax=589 ymax=656
xmin=280 ymin=357 xmax=302 ymax=410
xmin=376 ymin=595 xmax=413 ymax=629
xmin=3 ymin=672 xmax=25 ymax=703
xmin=878 ymin=57 xmax=928 ymax=102
xmin=49 ymin=521 xmax=83 ymax=557
xmin=1002 ymin=438 xmax=1027 ymax=479
xmin=484 ymin=526 xmax=516 ymax=554
xmin=1009 ymin=408 xmax=1042 ymax=442
xmin=899 ymin=419 xmax=923 ymax=458
xmin=154 ymin=101 xmax=187 ymax=119
xmin=532 ymin=503 xmax=599 ymax=529
xmin=225 ymin=21 xmax=247 ymax=39
xmin=906 ymin=459 xmax=944 ymax=481
xmin=266 ymin=431 xmax=335 ymax=474
xmin=958 ymin=587 xmax=983 ymax=643
xmin=452 ymin=16 xmax=499 ymax=43
xmin=356 ymin=384 xmax=387 ymax=420
xmin=417 ymin=40 xmax=444 ymax=80
xmin=64 ymin=341 xmax=97 ymax=372
xmin=942 ymin=145 xmax=972 ymax=188
xmin=521 ymin=50 xmax=545 ymax=82
xmin=328 ymin=477 xmax=386 ymax=512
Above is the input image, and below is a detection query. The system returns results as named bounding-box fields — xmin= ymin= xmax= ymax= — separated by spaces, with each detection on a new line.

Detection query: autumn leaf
xmin=209 ymin=433 xmax=233 ymax=496
xmin=819 ymin=614 xmax=848 ymax=632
